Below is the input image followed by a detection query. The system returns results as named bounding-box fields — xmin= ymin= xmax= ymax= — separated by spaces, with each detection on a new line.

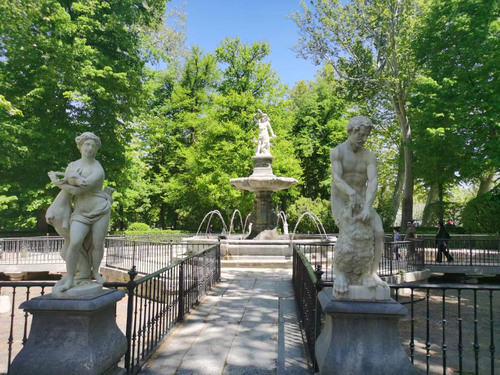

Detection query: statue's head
xmin=75 ymin=132 xmax=101 ymax=156
xmin=346 ymin=116 xmax=373 ymax=135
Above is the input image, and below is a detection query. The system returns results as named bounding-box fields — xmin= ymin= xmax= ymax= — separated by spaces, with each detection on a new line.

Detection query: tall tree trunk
xmin=119 ymin=204 xmax=124 ymax=231
xmin=438 ymin=182 xmax=445 ymax=222
xmin=391 ymin=143 xmax=405 ymax=225
xmin=159 ymin=202 xmax=166 ymax=229
xmin=392 ymin=96 xmax=413 ymax=231
xmin=477 ymin=172 xmax=495 ymax=196
xmin=422 ymin=184 xmax=439 ymax=226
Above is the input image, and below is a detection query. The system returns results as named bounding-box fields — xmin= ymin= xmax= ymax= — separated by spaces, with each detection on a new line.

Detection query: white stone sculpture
xmin=46 ymin=132 xmax=114 ymax=296
xmin=330 ymin=116 xmax=389 ymax=300
xmin=254 ymin=109 xmax=276 ymax=155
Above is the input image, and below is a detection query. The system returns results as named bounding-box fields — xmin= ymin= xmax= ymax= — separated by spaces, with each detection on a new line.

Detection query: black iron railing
xmin=296 ymin=240 xmax=426 ymax=280
xmin=120 ymin=232 xmax=197 ymax=242
xmin=0 ymin=237 xmax=65 ymax=264
xmin=123 ymin=243 xmax=220 ymax=374
xmin=292 ymin=247 xmax=321 ymax=369
xmin=391 ymin=284 xmax=499 ymax=375
xmin=380 ymin=239 xmax=426 ymax=276
xmin=104 ymin=238 xmax=215 ymax=275
xmin=419 ymin=238 xmax=500 ymax=267
xmin=0 ymin=243 xmax=221 ymax=375
xmin=0 ymin=282 xmax=55 ymax=375
xmin=292 ymin=245 xmax=500 ymax=375
xmin=2 ymin=235 xmax=497 ymax=270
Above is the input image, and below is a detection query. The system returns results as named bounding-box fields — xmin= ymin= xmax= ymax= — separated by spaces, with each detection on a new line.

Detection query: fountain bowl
xmin=229 ymin=176 xmax=297 ymax=192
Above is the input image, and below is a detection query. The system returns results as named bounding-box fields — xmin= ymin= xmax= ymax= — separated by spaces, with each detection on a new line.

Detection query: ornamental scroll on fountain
xmin=230 ymin=110 xmax=297 ymax=239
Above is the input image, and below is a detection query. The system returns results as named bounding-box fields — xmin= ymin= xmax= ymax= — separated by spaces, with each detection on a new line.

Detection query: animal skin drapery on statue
xmin=46 ymin=132 xmax=114 ymax=296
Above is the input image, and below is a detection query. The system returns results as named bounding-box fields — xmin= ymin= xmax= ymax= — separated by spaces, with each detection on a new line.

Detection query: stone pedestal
xmin=248 ymin=190 xmax=278 ymax=238
xmin=10 ymin=289 xmax=127 ymax=375
xmin=315 ymin=289 xmax=416 ymax=375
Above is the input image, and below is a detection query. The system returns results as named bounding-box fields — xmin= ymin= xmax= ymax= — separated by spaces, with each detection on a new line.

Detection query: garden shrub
xmin=462 ymin=186 xmax=500 ymax=234
xmin=127 ymin=222 xmax=150 ymax=231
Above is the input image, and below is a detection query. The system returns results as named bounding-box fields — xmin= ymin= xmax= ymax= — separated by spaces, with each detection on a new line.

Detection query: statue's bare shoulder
xmin=330 ymin=142 xmax=346 ymax=163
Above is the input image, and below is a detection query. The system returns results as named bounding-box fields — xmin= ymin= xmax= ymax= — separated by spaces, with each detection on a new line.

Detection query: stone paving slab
xmin=140 ymin=268 xmax=311 ymax=375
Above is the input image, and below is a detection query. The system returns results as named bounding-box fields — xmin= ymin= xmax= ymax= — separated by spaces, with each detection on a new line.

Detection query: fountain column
xmin=229 ymin=110 xmax=297 ymax=239
xmin=248 ymin=154 xmax=278 ymax=236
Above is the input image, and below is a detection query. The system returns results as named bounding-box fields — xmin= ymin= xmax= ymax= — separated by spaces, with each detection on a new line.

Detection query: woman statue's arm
xmin=49 ymin=162 xmax=103 ymax=195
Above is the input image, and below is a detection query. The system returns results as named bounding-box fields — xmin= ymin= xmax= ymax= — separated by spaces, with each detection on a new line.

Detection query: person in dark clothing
xmin=435 ymin=220 xmax=454 ymax=263
xmin=393 ymin=227 xmax=402 ymax=260
xmin=405 ymin=221 xmax=417 ymax=261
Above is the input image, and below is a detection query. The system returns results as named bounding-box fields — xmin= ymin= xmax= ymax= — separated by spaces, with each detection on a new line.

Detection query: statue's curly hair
xmin=346 ymin=116 xmax=373 ymax=134
xmin=75 ymin=132 xmax=101 ymax=151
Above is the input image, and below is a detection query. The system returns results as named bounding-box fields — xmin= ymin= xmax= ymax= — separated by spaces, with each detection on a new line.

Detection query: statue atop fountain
xmin=254 ymin=109 xmax=276 ymax=155
xmin=230 ymin=110 xmax=297 ymax=239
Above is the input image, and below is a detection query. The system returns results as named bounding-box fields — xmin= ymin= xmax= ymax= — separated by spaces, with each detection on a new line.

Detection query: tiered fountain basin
xmin=230 ymin=154 xmax=298 ymax=239
xmin=229 ymin=175 xmax=298 ymax=192
xmin=230 ymin=154 xmax=297 ymax=190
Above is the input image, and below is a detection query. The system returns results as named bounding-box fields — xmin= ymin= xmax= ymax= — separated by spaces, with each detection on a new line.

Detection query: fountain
xmin=229 ymin=110 xmax=298 ymax=239
xmin=292 ymin=211 xmax=329 ymax=241
xmin=187 ymin=111 xmax=325 ymax=265
xmin=196 ymin=210 xmax=228 ymax=237
xmin=276 ymin=211 xmax=289 ymax=235
xmin=228 ymin=209 xmax=244 ymax=236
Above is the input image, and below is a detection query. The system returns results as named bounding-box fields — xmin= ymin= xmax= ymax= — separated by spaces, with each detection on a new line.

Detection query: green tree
xmin=292 ymin=0 xmax=423 ymax=229
xmin=0 ymin=0 xmax=179 ymax=228
xmin=411 ymin=0 xmax=500 ymax=205
xmin=290 ymin=66 xmax=348 ymax=200
xmin=462 ymin=185 xmax=500 ymax=234
xmin=156 ymin=39 xmax=301 ymax=230
xmin=135 ymin=47 xmax=219 ymax=229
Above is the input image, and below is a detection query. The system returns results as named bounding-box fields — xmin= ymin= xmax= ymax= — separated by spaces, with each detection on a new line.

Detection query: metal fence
xmin=119 ymin=232 xmax=197 ymax=243
xmin=296 ymin=239 xmax=426 ymax=280
xmin=0 ymin=236 xmax=213 ymax=272
xmin=0 ymin=243 xmax=221 ymax=375
xmin=292 ymin=247 xmax=322 ymax=372
xmin=420 ymin=238 xmax=500 ymax=266
xmin=104 ymin=238 xmax=215 ymax=275
xmin=292 ymin=245 xmax=500 ymax=375
xmin=0 ymin=237 xmax=65 ymax=264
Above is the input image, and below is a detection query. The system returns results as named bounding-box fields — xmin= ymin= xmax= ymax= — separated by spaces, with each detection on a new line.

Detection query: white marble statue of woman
xmin=254 ymin=109 xmax=276 ymax=155
xmin=46 ymin=132 xmax=114 ymax=294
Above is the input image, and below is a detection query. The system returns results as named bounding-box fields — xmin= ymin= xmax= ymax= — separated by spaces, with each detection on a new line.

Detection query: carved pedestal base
xmin=10 ymin=289 xmax=127 ymax=375
xmin=248 ymin=190 xmax=278 ymax=238
xmin=315 ymin=289 xmax=416 ymax=375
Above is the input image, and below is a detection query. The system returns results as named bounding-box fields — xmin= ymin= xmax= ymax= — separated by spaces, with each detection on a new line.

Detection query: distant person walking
xmin=404 ymin=221 xmax=417 ymax=261
xmin=393 ymin=227 xmax=402 ymax=260
xmin=404 ymin=221 xmax=417 ymax=240
xmin=435 ymin=220 xmax=454 ymax=263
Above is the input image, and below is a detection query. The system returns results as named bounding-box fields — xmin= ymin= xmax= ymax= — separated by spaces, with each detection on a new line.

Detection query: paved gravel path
xmin=140 ymin=268 xmax=311 ymax=375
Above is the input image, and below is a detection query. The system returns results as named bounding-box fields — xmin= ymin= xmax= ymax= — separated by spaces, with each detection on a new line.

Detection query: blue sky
xmin=167 ymin=0 xmax=320 ymax=87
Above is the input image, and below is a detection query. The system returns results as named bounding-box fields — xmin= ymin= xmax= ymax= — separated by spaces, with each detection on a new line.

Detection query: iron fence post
xmin=124 ymin=266 xmax=138 ymax=374
xmin=133 ymin=241 xmax=137 ymax=269
xmin=469 ymin=239 xmax=473 ymax=266
xmin=178 ymin=261 xmax=185 ymax=322
xmin=217 ymin=239 xmax=221 ymax=282
xmin=390 ymin=243 xmax=393 ymax=275
xmin=313 ymin=265 xmax=324 ymax=373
